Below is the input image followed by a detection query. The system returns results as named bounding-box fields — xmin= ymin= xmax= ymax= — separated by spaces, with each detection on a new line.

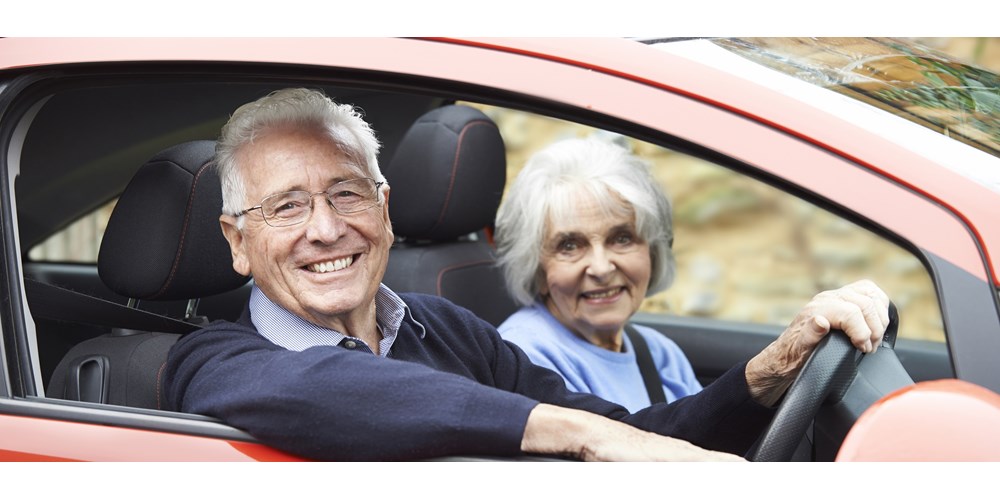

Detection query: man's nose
xmin=304 ymin=195 xmax=347 ymax=242
xmin=585 ymin=245 xmax=617 ymax=281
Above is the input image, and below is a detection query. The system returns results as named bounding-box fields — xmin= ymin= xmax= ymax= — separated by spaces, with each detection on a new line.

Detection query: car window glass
xmin=465 ymin=102 xmax=946 ymax=343
xmin=27 ymin=199 xmax=116 ymax=263
xmin=25 ymin=101 xmax=947 ymax=344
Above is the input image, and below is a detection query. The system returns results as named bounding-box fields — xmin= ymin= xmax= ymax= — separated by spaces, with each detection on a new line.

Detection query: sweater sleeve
xmin=432 ymin=298 xmax=773 ymax=456
xmin=493 ymin=332 xmax=773 ymax=455
xmin=162 ymin=320 xmax=539 ymax=461
xmin=165 ymin=296 xmax=773 ymax=460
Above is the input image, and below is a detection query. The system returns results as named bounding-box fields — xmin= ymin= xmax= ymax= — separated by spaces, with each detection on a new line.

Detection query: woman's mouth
xmin=581 ymin=287 xmax=625 ymax=300
xmin=306 ymin=255 xmax=355 ymax=273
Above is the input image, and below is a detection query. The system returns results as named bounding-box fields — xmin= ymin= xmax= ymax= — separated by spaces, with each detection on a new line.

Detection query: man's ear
xmin=381 ymin=184 xmax=394 ymax=239
xmin=220 ymin=215 xmax=251 ymax=277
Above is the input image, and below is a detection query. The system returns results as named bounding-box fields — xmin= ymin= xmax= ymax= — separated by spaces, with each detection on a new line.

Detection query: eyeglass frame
xmin=234 ymin=177 xmax=386 ymax=227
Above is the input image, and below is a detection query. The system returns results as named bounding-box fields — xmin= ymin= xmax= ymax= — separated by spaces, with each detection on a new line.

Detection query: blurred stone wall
xmin=481 ymin=107 xmax=946 ymax=341
xmin=913 ymin=37 xmax=1000 ymax=71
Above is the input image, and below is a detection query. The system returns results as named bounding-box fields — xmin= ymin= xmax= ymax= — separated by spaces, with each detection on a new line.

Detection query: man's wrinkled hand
xmin=522 ymin=404 xmax=744 ymax=461
xmin=746 ymin=279 xmax=890 ymax=407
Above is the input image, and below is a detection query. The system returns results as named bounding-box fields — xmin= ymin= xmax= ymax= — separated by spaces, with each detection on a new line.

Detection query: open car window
xmin=28 ymin=199 xmax=115 ymax=263
xmin=29 ymin=99 xmax=948 ymax=344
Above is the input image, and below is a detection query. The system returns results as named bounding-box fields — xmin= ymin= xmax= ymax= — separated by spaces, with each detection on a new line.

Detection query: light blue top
xmin=499 ymin=302 xmax=702 ymax=412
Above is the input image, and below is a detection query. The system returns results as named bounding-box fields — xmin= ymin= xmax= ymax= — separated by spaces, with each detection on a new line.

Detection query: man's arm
xmin=522 ymin=403 xmax=744 ymax=461
xmin=163 ymin=321 xmax=540 ymax=461
xmin=746 ymin=279 xmax=890 ymax=406
xmin=485 ymin=281 xmax=891 ymax=456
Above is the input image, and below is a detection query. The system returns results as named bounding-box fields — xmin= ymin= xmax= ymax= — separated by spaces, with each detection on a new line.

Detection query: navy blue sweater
xmin=163 ymin=293 xmax=772 ymax=460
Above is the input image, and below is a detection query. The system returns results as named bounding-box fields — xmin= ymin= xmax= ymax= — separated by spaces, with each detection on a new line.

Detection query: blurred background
xmin=913 ymin=37 xmax=1000 ymax=70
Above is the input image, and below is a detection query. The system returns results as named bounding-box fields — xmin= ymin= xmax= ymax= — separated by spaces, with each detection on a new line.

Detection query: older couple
xmin=163 ymin=88 xmax=889 ymax=461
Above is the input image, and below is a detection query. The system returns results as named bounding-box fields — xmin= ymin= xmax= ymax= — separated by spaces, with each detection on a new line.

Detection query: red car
xmin=1 ymin=37 xmax=999 ymax=462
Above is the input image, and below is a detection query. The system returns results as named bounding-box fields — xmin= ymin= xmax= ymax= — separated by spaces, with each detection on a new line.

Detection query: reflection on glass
xmin=714 ymin=37 xmax=1000 ymax=159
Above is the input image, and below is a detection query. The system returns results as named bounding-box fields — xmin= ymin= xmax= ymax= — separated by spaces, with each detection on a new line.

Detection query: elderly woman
xmin=496 ymin=138 xmax=701 ymax=412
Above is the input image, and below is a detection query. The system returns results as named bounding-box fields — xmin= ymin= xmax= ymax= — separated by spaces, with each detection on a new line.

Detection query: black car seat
xmin=46 ymin=140 xmax=249 ymax=409
xmin=381 ymin=104 xmax=518 ymax=326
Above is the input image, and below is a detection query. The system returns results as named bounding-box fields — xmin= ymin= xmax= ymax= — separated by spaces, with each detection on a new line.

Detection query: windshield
xmin=711 ymin=37 xmax=1000 ymax=159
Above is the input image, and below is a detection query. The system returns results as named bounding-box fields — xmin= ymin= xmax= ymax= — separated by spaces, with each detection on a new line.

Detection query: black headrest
xmin=98 ymin=140 xmax=250 ymax=300
xmin=385 ymin=105 xmax=506 ymax=242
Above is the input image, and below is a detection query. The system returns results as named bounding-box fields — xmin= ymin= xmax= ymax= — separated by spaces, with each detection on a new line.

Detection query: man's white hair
xmin=215 ymin=88 xmax=383 ymax=223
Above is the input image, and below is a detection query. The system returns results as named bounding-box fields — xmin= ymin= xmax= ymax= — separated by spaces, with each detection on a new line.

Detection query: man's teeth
xmin=584 ymin=289 xmax=619 ymax=299
xmin=308 ymin=256 xmax=353 ymax=273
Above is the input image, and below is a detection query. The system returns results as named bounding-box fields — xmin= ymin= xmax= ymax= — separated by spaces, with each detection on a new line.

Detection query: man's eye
xmin=272 ymin=199 xmax=306 ymax=215
xmin=333 ymin=189 xmax=362 ymax=198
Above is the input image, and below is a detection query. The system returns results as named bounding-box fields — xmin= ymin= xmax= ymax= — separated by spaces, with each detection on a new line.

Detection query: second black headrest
xmin=384 ymin=105 xmax=506 ymax=242
xmin=98 ymin=140 xmax=250 ymax=301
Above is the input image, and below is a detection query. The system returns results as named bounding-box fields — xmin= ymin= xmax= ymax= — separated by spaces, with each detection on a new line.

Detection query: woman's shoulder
xmin=498 ymin=304 xmax=558 ymax=338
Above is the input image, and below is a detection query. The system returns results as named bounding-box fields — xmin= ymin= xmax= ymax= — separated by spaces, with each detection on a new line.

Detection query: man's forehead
xmin=240 ymin=131 xmax=366 ymax=193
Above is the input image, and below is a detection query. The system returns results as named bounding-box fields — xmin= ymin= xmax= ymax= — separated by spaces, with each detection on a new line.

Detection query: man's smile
xmin=305 ymin=254 xmax=357 ymax=274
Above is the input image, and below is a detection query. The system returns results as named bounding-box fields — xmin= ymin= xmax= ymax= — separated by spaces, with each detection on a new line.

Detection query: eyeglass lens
xmin=261 ymin=178 xmax=379 ymax=226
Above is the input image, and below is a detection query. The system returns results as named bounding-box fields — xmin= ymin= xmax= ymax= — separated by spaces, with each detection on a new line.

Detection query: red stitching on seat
xmin=431 ymin=120 xmax=497 ymax=234
xmin=155 ymin=361 xmax=167 ymax=410
xmin=436 ymin=259 xmax=495 ymax=295
xmin=150 ymin=160 xmax=211 ymax=299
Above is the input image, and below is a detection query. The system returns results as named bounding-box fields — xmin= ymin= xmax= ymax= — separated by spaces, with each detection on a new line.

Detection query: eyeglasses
xmin=235 ymin=178 xmax=385 ymax=227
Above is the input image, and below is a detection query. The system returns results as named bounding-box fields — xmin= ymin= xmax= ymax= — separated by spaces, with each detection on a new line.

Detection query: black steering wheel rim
xmin=747 ymin=303 xmax=898 ymax=462
xmin=747 ymin=330 xmax=861 ymax=461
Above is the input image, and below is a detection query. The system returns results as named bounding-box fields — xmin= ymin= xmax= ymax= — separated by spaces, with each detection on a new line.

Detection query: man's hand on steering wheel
xmin=745 ymin=279 xmax=891 ymax=407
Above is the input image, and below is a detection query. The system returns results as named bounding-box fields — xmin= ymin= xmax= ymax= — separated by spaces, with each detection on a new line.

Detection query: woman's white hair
xmin=495 ymin=137 xmax=676 ymax=306
xmin=215 ymin=88 xmax=383 ymax=220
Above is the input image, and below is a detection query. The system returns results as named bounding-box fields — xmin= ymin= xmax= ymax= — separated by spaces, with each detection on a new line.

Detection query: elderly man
xmin=162 ymin=88 xmax=890 ymax=461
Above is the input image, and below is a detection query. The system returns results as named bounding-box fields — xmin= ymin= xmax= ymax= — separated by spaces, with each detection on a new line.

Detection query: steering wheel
xmin=747 ymin=303 xmax=898 ymax=462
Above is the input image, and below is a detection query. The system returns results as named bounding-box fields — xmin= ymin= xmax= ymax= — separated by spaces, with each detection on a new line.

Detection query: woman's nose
xmin=585 ymin=246 xmax=617 ymax=280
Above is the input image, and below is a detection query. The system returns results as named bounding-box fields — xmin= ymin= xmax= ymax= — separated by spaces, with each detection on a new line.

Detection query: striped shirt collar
xmin=248 ymin=283 xmax=424 ymax=356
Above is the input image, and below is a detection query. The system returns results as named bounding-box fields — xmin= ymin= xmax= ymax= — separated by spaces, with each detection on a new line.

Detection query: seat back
xmin=382 ymin=105 xmax=518 ymax=326
xmin=47 ymin=140 xmax=249 ymax=409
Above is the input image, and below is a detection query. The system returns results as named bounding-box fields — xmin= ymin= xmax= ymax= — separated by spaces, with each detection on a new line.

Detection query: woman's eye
xmin=557 ymin=239 xmax=582 ymax=253
xmin=613 ymin=233 xmax=634 ymax=245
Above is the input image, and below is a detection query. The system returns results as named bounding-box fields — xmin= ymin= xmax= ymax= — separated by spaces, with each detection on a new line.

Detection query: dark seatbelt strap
xmin=24 ymin=278 xmax=200 ymax=334
xmin=624 ymin=323 xmax=667 ymax=405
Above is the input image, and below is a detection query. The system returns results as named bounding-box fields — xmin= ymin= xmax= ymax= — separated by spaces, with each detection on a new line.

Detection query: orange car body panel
xmin=0 ymin=414 xmax=302 ymax=461
xmin=837 ymin=379 xmax=1000 ymax=461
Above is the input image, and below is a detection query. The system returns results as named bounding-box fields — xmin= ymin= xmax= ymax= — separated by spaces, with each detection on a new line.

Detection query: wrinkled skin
xmin=219 ymin=126 xmax=393 ymax=350
xmin=522 ymin=279 xmax=890 ymax=460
